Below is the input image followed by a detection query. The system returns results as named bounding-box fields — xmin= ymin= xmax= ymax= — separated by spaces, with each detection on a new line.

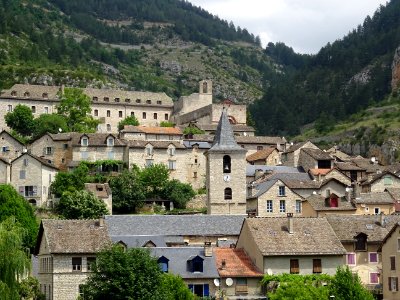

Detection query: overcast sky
xmin=189 ymin=0 xmax=388 ymax=54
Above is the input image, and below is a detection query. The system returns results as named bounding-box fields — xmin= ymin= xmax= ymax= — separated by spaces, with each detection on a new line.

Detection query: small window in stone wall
xmin=72 ymin=257 xmax=82 ymax=271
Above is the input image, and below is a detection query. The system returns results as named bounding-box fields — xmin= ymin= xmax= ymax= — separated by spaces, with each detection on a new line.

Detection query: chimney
xmin=254 ymin=169 xmax=264 ymax=180
xmin=287 ymin=213 xmax=294 ymax=234
xmin=98 ymin=217 xmax=104 ymax=227
xmin=204 ymin=241 xmax=212 ymax=257
xmin=380 ymin=212 xmax=386 ymax=227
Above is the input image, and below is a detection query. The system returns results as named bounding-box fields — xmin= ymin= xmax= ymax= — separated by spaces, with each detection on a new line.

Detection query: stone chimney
xmin=98 ymin=217 xmax=104 ymax=227
xmin=287 ymin=213 xmax=294 ymax=234
xmin=255 ymin=169 xmax=264 ymax=180
xmin=380 ymin=212 xmax=386 ymax=227
xmin=204 ymin=241 xmax=212 ymax=257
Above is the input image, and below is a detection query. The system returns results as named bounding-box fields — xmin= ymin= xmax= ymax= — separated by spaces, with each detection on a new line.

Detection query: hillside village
xmin=3 ymin=81 xmax=400 ymax=300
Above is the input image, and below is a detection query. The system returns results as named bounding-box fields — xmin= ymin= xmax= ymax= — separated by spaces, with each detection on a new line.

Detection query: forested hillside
xmin=250 ymin=0 xmax=400 ymax=137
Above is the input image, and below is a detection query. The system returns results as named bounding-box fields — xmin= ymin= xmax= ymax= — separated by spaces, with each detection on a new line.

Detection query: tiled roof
xmin=244 ymin=217 xmax=346 ymax=256
xmin=351 ymin=158 xmax=385 ymax=173
xmin=385 ymin=163 xmax=400 ymax=174
xmin=285 ymin=141 xmax=309 ymax=153
xmin=246 ymin=147 xmax=277 ymax=162
xmin=309 ymin=168 xmax=332 ymax=176
xmin=1 ymin=84 xmax=61 ymax=100
xmin=105 ymin=215 xmax=245 ymax=237
xmin=385 ymin=188 xmax=400 ymax=200
xmin=214 ymin=248 xmax=263 ymax=278
xmin=246 ymin=165 xmax=304 ymax=177
xmin=353 ymin=192 xmax=394 ymax=204
xmin=126 ymin=140 xmax=185 ymax=149
xmin=121 ymin=126 xmax=182 ymax=135
xmin=361 ymin=170 xmax=400 ymax=186
xmin=335 ymin=162 xmax=365 ymax=171
xmin=305 ymin=194 xmax=356 ymax=211
xmin=301 ymin=148 xmax=333 ymax=160
xmin=326 ymin=147 xmax=351 ymax=161
xmin=84 ymin=183 xmax=112 ymax=199
xmin=208 ymin=108 xmax=246 ymax=153
xmin=70 ymin=133 xmax=126 ymax=147
xmin=48 ymin=133 xmax=73 ymax=141
xmin=326 ymin=214 xmax=400 ymax=243
xmin=35 ymin=219 xmax=110 ymax=254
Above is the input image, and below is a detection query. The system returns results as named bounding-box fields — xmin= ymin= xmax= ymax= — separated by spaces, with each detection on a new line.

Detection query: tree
xmin=32 ymin=113 xmax=68 ymax=139
xmin=329 ymin=266 xmax=374 ymax=300
xmin=5 ymin=104 xmax=35 ymax=136
xmin=82 ymin=245 xmax=165 ymax=300
xmin=162 ymin=180 xmax=195 ymax=209
xmin=161 ymin=273 xmax=194 ymax=300
xmin=140 ymin=163 xmax=169 ymax=198
xmin=18 ymin=277 xmax=45 ymax=300
xmin=56 ymin=190 xmax=108 ymax=219
xmin=118 ymin=115 xmax=139 ymax=131
xmin=56 ymin=87 xmax=99 ymax=132
xmin=0 ymin=217 xmax=31 ymax=299
xmin=50 ymin=164 xmax=89 ymax=198
xmin=182 ymin=126 xmax=205 ymax=135
xmin=0 ymin=184 xmax=38 ymax=249
xmin=160 ymin=121 xmax=174 ymax=127
xmin=109 ymin=166 xmax=146 ymax=213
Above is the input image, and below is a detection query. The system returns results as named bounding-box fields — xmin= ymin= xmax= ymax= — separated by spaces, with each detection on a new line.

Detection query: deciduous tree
xmin=5 ymin=104 xmax=35 ymax=136
xmin=117 ymin=115 xmax=139 ymax=131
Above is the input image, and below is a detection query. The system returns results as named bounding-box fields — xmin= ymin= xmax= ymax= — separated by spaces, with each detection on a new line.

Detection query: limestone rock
xmin=392 ymin=46 xmax=400 ymax=91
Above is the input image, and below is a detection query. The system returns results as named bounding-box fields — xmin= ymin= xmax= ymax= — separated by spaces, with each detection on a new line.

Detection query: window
xmin=313 ymin=259 xmax=322 ymax=274
xmin=87 ymin=257 xmax=96 ymax=271
xmin=146 ymin=100 xmax=151 ymax=104
xmin=202 ymin=81 xmax=208 ymax=93
xmin=384 ymin=176 xmax=393 ymax=185
xmin=223 ymin=155 xmax=231 ymax=173
xmin=143 ymin=112 xmax=147 ymax=119
xmin=168 ymin=160 xmax=176 ymax=170
xmin=72 ymin=257 xmax=82 ymax=271
xmin=193 ymin=172 xmax=198 ymax=178
xmin=81 ymin=137 xmax=88 ymax=146
xmin=31 ymin=106 xmax=36 ymax=113
xmin=165 ymin=113 xmax=169 ymax=121
xmin=146 ymin=146 xmax=153 ymax=156
xmin=154 ymin=113 xmax=158 ymax=119
xmin=347 ymin=253 xmax=356 ymax=265
xmin=42 ymin=93 xmax=48 ymax=99
xmin=7 ymin=105 xmax=13 ymax=112
xmin=296 ymin=200 xmax=302 ymax=213
xmin=23 ymin=158 xmax=29 ymax=166
xmin=46 ymin=147 xmax=53 ymax=155
xmin=370 ymin=272 xmax=379 ymax=284
xmin=389 ymin=277 xmax=399 ymax=291
xmin=266 ymin=200 xmax=273 ymax=213
xmin=391 ymin=256 xmax=396 ymax=270
xmin=81 ymin=151 xmax=89 ymax=160
xmin=20 ymin=170 xmax=26 ymax=179
xmin=107 ymin=110 xmax=111 ymax=117
xmin=257 ymin=146 xmax=263 ymax=151
xmin=23 ymin=186 xmax=37 ymax=197
xmin=278 ymin=186 xmax=286 ymax=196
xmin=94 ymin=109 xmax=98 ymax=116
xmin=236 ymin=278 xmax=248 ymax=294
xmin=2 ymin=146 xmax=9 ymax=152
xmin=369 ymin=252 xmax=378 ymax=263
xmin=115 ymin=97 xmax=120 ymax=102
xmin=104 ymin=97 xmax=109 ymax=102
xmin=93 ymin=96 xmax=98 ymax=101
xmin=119 ymin=111 xmax=123 ymax=118
xmin=131 ymin=112 xmax=135 ymax=117
xmin=188 ymin=284 xmax=209 ymax=297
xmin=158 ymin=256 xmax=169 ymax=273
xmin=168 ymin=147 xmax=175 ymax=156
xmin=355 ymin=233 xmax=367 ymax=251
xmin=157 ymin=100 xmax=162 ymax=105
xmin=224 ymin=188 xmax=232 ymax=200
xmin=107 ymin=124 xmax=111 ymax=131
xmin=11 ymin=91 xmax=16 ymax=97
xmin=279 ymin=200 xmax=286 ymax=213
xmin=398 ymin=239 xmax=400 ymax=251
xmin=145 ymin=159 xmax=154 ymax=167
xmin=107 ymin=137 xmax=114 ymax=146
xmin=374 ymin=207 xmax=380 ymax=215
xmin=290 ymin=259 xmax=299 ymax=274
xmin=136 ymin=99 xmax=141 ymax=103
xmin=318 ymin=160 xmax=331 ymax=169
xmin=350 ymin=170 xmax=357 ymax=182
xmin=24 ymin=91 xmax=30 ymax=97
xmin=125 ymin=98 xmax=131 ymax=103
xmin=190 ymin=256 xmax=204 ymax=273
xmin=108 ymin=151 xmax=114 ymax=159
xmin=44 ymin=107 xmax=49 ymax=114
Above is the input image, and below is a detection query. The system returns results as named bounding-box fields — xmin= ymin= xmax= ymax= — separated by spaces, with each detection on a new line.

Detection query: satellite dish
xmin=213 ymin=279 xmax=220 ymax=287
xmin=226 ymin=278 xmax=233 ymax=287
xmin=267 ymin=268 xmax=273 ymax=275
xmin=58 ymin=128 xmax=62 ymax=133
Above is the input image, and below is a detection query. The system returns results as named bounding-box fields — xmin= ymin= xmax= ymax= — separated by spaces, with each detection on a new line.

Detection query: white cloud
xmin=190 ymin=0 xmax=387 ymax=53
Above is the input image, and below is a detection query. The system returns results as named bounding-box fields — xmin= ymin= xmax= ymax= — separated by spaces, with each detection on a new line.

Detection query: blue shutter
xmin=204 ymin=284 xmax=209 ymax=296
xmin=188 ymin=284 xmax=194 ymax=293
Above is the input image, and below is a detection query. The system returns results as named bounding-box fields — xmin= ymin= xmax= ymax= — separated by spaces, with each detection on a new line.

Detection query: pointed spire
xmin=208 ymin=108 xmax=246 ymax=153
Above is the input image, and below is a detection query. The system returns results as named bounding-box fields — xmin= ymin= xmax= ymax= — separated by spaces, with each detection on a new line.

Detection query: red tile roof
xmin=214 ymin=248 xmax=263 ymax=277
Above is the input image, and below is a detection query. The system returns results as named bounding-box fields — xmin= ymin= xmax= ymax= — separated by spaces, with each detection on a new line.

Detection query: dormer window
xmin=136 ymin=99 xmax=141 ymax=103
xmin=157 ymin=100 xmax=162 ymax=105
xmin=223 ymin=155 xmax=231 ymax=173
xmin=93 ymin=96 xmax=98 ymax=101
xmin=355 ymin=233 xmax=367 ymax=251
xmin=188 ymin=256 xmax=203 ymax=273
xmin=146 ymin=100 xmax=151 ymax=104
xmin=104 ymin=97 xmax=109 ymax=102
xmin=11 ymin=91 xmax=17 ymax=97
xmin=24 ymin=91 xmax=30 ymax=97
xmin=125 ymin=98 xmax=131 ymax=103
xmin=42 ymin=93 xmax=48 ymax=99
xmin=107 ymin=137 xmax=114 ymax=147
xmin=168 ymin=147 xmax=175 ymax=156
xmin=278 ymin=186 xmax=286 ymax=196
xmin=81 ymin=137 xmax=89 ymax=147
xmin=157 ymin=256 xmax=169 ymax=273
xmin=146 ymin=145 xmax=153 ymax=156
xmin=115 ymin=97 xmax=120 ymax=102
xmin=224 ymin=188 xmax=232 ymax=200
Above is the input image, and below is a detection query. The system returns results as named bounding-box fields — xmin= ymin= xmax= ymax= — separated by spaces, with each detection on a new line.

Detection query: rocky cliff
xmin=392 ymin=46 xmax=400 ymax=91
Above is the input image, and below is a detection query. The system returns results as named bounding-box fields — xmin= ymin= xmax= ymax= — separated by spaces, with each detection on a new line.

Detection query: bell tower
xmin=204 ymin=107 xmax=247 ymax=215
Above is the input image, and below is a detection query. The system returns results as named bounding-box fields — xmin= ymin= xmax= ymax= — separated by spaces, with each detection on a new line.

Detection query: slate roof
xmin=183 ymin=140 xmax=211 ymax=149
xmin=301 ymin=148 xmax=333 ymax=160
xmin=325 ymin=214 xmax=400 ymax=243
xmin=214 ymin=248 xmax=263 ymax=278
xmin=246 ymin=165 xmax=304 ymax=177
xmin=71 ymin=133 xmax=126 ymax=147
xmin=1 ymin=84 xmax=61 ymax=100
xmin=105 ymin=215 xmax=245 ymax=237
xmin=208 ymin=108 xmax=246 ymax=153
xmin=243 ymin=217 xmax=346 ymax=256
xmin=335 ymin=162 xmax=365 ymax=171
xmin=285 ymin=141 xmax=309 ymax=153
xmin=126 ymin=140 xmax=185 ymax=149
xmin=385 ymin=188 xmax=400 ymax=200
xmin=246 ymin=148 xmax=277 ymax=163
xmin=111 ymin=235 xmax=168 ymax=247
xmin=361 ymin=170 xmax=400 ymax=186
xmin=47 ymin=133 xmax=73 ymax=141
xmin=305 ymin=194 xmax=356 ymax=211
xmin=351 ymin=158 xmax=385 ymax=173
xmin=0 ymin=156 xmax=10 ymax=165
xmin=150 ymin=247 xmax=219 ymax=279
xmin=353 ymin=192 xmax=394 ymax=204
xmin=0 ymin=130 xmax=24 ymax=146
xmin=35 ymin=219 xmax=110 ymax=254
xmin=121 ymin=126 xmax=182 ymax=135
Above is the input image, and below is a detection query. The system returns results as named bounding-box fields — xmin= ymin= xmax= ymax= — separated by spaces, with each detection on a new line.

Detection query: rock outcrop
xmin=392 ymin=46 xmax=400 ymax=91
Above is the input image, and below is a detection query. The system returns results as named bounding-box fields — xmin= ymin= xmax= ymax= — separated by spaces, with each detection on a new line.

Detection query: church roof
xmin=207 ymin=108 xmax=246 ymax=153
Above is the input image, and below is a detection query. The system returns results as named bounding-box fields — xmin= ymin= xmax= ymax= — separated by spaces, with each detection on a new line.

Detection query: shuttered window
xmin=290 ymin=259 xmax=299 ymax=274
xmin=313 ymin=259 xmax=322 ymax=273
xmin=391 ymin=256 xmax=396 ymax=270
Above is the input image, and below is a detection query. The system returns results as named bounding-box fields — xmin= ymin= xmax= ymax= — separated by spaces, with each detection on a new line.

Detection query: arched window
xmin=158 ymin=256 xmax=169 ymax=273
xmin=224 ymin=188 xmax=232 ymax=200
xmin=355 ymin=233 xmax=367 ymax=251
xmin=223 ymin=155 xmax=231 ymax=173
xmin=202 ymin=81 xmax=208 ymax=93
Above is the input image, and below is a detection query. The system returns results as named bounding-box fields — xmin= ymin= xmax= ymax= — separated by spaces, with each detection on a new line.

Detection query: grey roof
xmin=385 ymin=188 xmax=400 ymax=200
xmin=285 ymin=141 xmax=309 ymax=153
xmin=250 ymin=179 xmax=279 ymax=198
xmin=111 ymin=235 xmax=167 ymax=247
xmin=105 ymin=215 xmax=245 ymax=237
xmin=246 ymin=165 xmax=304 ymax=177
xmin=301 ymin=148 xmax=333 ymax=160
xmin=150 ymin=247 xmax=219 ymax=279
xmin=353 ymin=192 xmax=394 ymax=204
xmin=305 ymin=194 xmax=356 ymax=211
xmin=12 ymin=153 xmax=59 ymax=170
xmin=183 ymin=140 xmax=211 ymax=149
xmin=208 ymin=108 xmax=246 ymax=153
xmin=335 ymin=162 xmax=365 ymax=171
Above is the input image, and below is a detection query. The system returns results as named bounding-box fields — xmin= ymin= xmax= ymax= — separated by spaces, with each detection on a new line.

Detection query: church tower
xmin=204 ymin=107 xmax=247 ymax=215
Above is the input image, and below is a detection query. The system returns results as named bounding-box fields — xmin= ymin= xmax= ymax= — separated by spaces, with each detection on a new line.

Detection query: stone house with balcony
xmin=11 ymin=153 xmax=58 ymax=206
xmin=0 ymin=130 xmax=25 ymax=160
xmin=236 ymin=216 xmax=346 ymax=276
xmin=34 ymin=219 xmax=110 ymax=300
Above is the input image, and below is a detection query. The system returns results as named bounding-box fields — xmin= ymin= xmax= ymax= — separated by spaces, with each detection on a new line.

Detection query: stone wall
xmin=381 ymin=227 xmax=400 ymax=300
xmin=371 ymin=175 xmax=400 ymax=193
xmin=0 ymin=131 xmax=25 ymax=160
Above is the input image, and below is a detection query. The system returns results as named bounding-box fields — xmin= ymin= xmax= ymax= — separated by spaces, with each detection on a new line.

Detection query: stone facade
xmin=283 ymin=141 xmax=318 ymax=167
xmin=369 ymin=174 xmax=400 ymax=193
xmin=0 ymin=159 xmax=10 ymax=183
xmin=0 ymin=130 xmax=25 ymax=161
xmin=381 ymin=224 xmax=400 ymax=300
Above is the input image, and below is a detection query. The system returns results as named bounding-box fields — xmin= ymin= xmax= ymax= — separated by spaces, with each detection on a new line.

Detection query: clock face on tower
xmin=223 ymin=175 xmax=231 ymax=182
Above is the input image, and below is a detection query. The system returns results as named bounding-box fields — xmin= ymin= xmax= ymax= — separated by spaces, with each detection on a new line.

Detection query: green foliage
xmin=56 ymin=190 xmax=109 ymax=219
xmin=183 ymin=127 xmax=205 ymax=135
xmin=0 ymin=217 xmax=31 ymax=300
xmin=0 ymin=185 xmax=38 ymax=249
xmin=314 ymin=112 xmax=335 ymax=134
xmin=161 ymin=273 xmax=194 ymax=300
xmin=18 ymin=277 xmax=45 ymax=300
xmin=329 ymin=266 xmax=374 ymax=300
xmin=162 ymin=180 xmax=195 ymax=209
xmin=109 ymin=166 xmax=146 ymax=214
xmin=118 ymin=115 xmax=140 ymax=131
xmin=50 ymin=164 xmax=89 ymax=198
xmin=5 ymin=104 xmax=35 ymax=136
xmin=57 ymin=88 xmax=99 ymax=132
xmin=160 ymin=121 xmax=175 ymax=127
xmin=140 ymin=163 xmax=170 ymax=198
xmin=32 ymin=114 xmax=68 ymax=139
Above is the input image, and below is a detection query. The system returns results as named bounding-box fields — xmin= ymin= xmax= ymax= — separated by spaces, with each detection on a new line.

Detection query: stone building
xmin=0 ymin=157 xmax=10 ymax=183
xmin=353 ymin=192 xmax=396 ymax=215
xmin=246 ymin=147 xmax=280 ymax=165
xmin=34 ymin=219 xmax=110 ymax=300
xmin=204 ymin=108 xmax=247 ymax=215
xmin=119 ymin=125 xmax=182 ymax=141
xmin=0 ymin=130 xmax=25 ymax=161
xmin=298 ymin=148 xmax=334 ymax=172
xmin=84 ymin=183 xmax=112 ymax=214
xmin=361 ymin=171 xmax=400 ymax=193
